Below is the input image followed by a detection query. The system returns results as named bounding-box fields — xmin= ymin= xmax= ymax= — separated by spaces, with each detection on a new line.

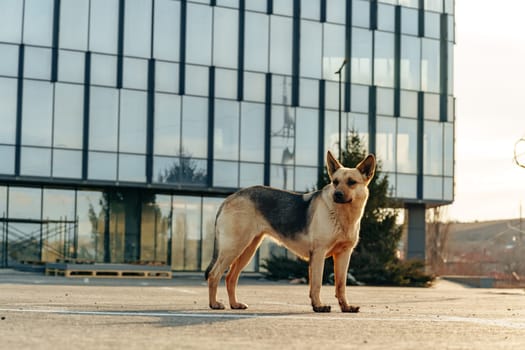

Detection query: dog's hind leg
xmin=309 ymin=250 xmax=331 ymax=312
xmin=333 ymin=249 xmax=359 ymax=313
xmin=226 ymin=235 xmax=264 ymax=310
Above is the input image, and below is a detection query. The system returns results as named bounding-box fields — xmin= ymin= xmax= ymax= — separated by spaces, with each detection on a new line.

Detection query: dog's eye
xmin=333 ymin=179 xmax=339 ymax=186
xmin=347 ymin=179 xmax=356 ymax=186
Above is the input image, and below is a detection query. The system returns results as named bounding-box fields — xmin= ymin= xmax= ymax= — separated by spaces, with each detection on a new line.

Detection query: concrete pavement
xmin=1 ymin=269 xmax=524 ymax=349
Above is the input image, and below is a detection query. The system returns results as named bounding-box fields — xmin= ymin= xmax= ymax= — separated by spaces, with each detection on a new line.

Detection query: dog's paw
xmin=341 ymin=305 xmax=360 ymax=313
xmin=209 ymin=302 xmax=225 ymax=310
xmin=230 ymin=302 xmax=248 ymax=310
xmin=312 ymin=305 xmax=331 ymax=313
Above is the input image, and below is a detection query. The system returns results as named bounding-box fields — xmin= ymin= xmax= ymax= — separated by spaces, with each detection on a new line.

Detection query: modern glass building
xmin=0 ymin=0 xmax=455 ymax=270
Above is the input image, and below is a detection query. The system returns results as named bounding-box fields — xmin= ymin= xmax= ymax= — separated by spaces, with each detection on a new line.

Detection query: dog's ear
xmin=356 ymin=154 xmax=376 ymax=182
xmin=326 ymin=151 xmax=342 ymax=180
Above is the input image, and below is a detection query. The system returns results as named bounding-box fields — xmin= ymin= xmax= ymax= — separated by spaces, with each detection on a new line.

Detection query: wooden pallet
xmin=45 ymin=263 xmax=172 ymax=279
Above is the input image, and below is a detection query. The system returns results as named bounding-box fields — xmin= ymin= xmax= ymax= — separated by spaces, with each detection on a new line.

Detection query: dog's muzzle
xmin=333 ymin=191 xmax=350 ymax=204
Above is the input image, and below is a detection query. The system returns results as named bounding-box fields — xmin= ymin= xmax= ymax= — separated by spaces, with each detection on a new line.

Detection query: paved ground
xmin=1 ymin=269 xmax=525 ymax=350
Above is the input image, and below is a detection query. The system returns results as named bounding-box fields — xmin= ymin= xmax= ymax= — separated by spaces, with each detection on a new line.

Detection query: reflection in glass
xmin=77 ymin=190 xmax=106 ymax=262
xmin=213 ymin=7 xmax=238 ymax=69
xmin=351 ymin=84 xmax=368 ymax=113
xmin=421 ymin=39 xmax=440 ymax=93
xmin=323 ymin=23 xmax=345 ymax=81
xmin=215 ymin=68 xmax=237 ymax=99
xmin=245 ymin=12 xmax=269 ymax=72
xmin=0 ymin=146 xmax=15 ymax=175
xmin=155 ymin=61 xmax=179 ymax=93
xmin=425 ymin=12 xmax=440 ymax=39
xmin=90 ymin=54 xmax=117 ymax=87
xmin=400 ymin=90 xmax=418 ymax=118
xmin=154 ymin=0 xmax=180 ymax=61
xmin=154 ymin=156 xmax=207 ymax=185
xmin=59 ymin=0 xmax=89 ymax=50
xmin=186 ymin=3 xmax=212 ymax=65
xmin=240 ymin=102 xmax=265 ymax=162
xmin=302 ymin=0 xmax=320 ymax=20
xmin=118 ymin=154 xmax=146 ymax=183
xmin=8 ymin=187 xmax=42 ymax=220
xmin=353 ymin=0 xmax=370 ymax=28
xmin=295 ymin=108 xmax=318 ymax=166
xmin=214 ymin=99 xmax=239 ymax=160
xmin=88 ymin=151 xmax=117 ymax=181
xmin=0 ymin=0 xmax=23 ymax=43
xmin=401 ymin=36 xmax=421 ymax=90
xmin=52 ymin=149 xmax=82 ymax=179
xmin=89 ymin=0 xmax=119 ymax=54
xmin=401 ymin=7 xmax=418 ymax=36
xmin=124 ymin=0 xmax=152 ymax=58
xmin=22 ymin=81 xmax=53 ymax=147
xmin=424 ymin=176 xmax=442 ymax=200
xmin=185 ymin=65 xmax=209 ymax=97
xmin=443 ymin=123 xmax=453 ymax=177
xmin=58 ymin=50 xmax=85 ymax=83
xmin=213 ymin=160 xmax=238 ymax=188
xmin=181 ymin=96 xmax=208 ymax=158
xmin=154 ymin=93 xmax=181 ymax=156
xmin=141 ymin=194 xmax=170 ymax=263
xmin=270 ymin=16 xmax=293 ymax=75
xmin=0 ymin=77 xmax=17 ymax=144
xmin=123 ymin=57 xmax=148 ymax=90
xmin=0 ymin=44 xmax=19 ymax=77
xmin=377 ymin=88 xmax=394 ymax=116
xmin=239 ymin=163 xmax=264 ymax=188
xmin=326 ymin=0 xmax=346 ymax=24
xmin=424 ymin=93 xmax=440 ymax=120
xmin=89 ymin=87 xmax=118 ymax=151
xmin=119 ymin=89 xmax=147 ymax=154
xmin=300 ymin=20 xmax=322 ymax=79
xmin=54 ymin=83 xmax=83 ymax=149
xmin=294 ymin=166 xmax=317 ymax=192
xmin=172 ymin=196 xmax=202 ymax=270
xmin=270 ymin=164 xmax=294 ymax=190
xmin=444 ymin=177 xmax=453 ymax=201
xmin=24 ymin=46 xmax=51 ymax=80
xmin=396 ymin=174 xmax=417 ymax=198
xmin=424 ymin=121 xmax=443 ymax=175
xmin=243 ymin=72 xmax=266 ymax=102
xmin=23 ymin=0 xmax=53 ymax=46
xmin=201 ymin=197 xmax=223 ymax=271
xmin=397 ymin=118 xmax=417 ymax=173
xmin=272 ymin=75 xmax=292 ymax=106
xmin=299 ymin=78 xmax=319 ymax=108
xmin=378 ymin=4 xmax=395 ymax=32
xmin=376 ymin=116 xmax=396 ymax=172
xmin=374 ymin=31 xmax=395 ymax=87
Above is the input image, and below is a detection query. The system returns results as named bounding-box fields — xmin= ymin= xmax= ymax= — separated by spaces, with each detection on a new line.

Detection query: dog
xmin=205 ymin=151 xmax=375 ymax=313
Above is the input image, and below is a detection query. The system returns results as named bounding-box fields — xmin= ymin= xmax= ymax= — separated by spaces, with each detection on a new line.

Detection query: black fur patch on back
xmin=242 ymin=186 xmax=320 ymax=238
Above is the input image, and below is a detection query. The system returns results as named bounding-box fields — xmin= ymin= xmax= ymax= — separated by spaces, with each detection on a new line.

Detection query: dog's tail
xmin=204 ymin=202 xmax=225 ymax=281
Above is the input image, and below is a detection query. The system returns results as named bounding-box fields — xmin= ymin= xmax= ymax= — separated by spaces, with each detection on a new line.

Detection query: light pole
xmin=335 ymin=59 xmax=347 ymax=161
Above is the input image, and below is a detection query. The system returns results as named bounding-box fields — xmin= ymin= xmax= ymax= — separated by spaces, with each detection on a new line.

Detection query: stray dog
xmin=205 ymin=151 xmax=375 ymax=313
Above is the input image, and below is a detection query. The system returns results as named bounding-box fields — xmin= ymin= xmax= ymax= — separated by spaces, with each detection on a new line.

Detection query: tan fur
xmin=206 ymin=151 xmax=376 ymax=313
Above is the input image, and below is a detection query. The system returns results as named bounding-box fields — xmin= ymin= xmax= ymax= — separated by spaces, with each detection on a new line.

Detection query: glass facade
xmin=0 ymin=0 xmax=455 ymax=270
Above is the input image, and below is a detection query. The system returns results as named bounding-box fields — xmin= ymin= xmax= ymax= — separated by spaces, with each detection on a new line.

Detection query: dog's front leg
xmin=333 ymin=249 xmax=359 ymax=313
xmin=309 ymin=250 xmax=330 ymax=312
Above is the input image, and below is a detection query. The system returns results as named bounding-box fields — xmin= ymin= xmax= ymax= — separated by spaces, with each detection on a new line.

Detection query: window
xmin=300 ymin=20 xmax=322 ymax=79
xmin=215 ymin=68 xmax=237 ymax=100
xmin=21 ymin=147 xmax=51 ymax=177
xmin=185 ymin=65 xmax=209 ymax=97
xmin=124 ymin=0 xmax=152 ymax=58
xmin=295 ymin=108 xmax=318 ymax=166
xmin=88 ymin=151 xmax=117 ymax=180
xmin=118 ymin=154 xmax=145 ymax=182
xmin=376 ymin=116 xmax=396 ymax=172
xmin=397 ymin=118 xmax=417 ymax=173
xmin=424 ymin=121 xmax=443 ymax=175
xmin=53 ymin=149 xmax=82 ymax=178
xmin=91 ymin=54 xmax=117 ymax=87
xmin=352 ymin=28 xmax=372 ymax=85
xmin=0 ymin=44 xmax=19 ymax=77
xmin=323 ymin=23 xmax=345 ymax=81
xmin=421 ymin=39 xmax=440 ymax=93
xmin=53 ymin=83 xmax=83 ymax=149
xmin=22 ymin=81 xmax=53 ymax=147
xmin=0 ymin=78 xmax=17 ymax=144
xmin=23 ymin=0 xmax=54 ymax=46
xmin=181 ymin=96 xmax=208 ymax=159
xmin=401 ymin=7 xmax=418 ymax=36
xmin=214 ymin=99 xmax=239 ymax=161
xmin=0 ymin=0 xmax=23 ymax=43
xmin=153 ymin=0 xmax=181 ymax=61
xmin=377 ymin=4 xmax=395 ymax=32
xmin=89 ymin=87 xmax=119 ymax=151
xmin=374 ymin=32 xmax=395 ymax=87
xmin=270 ymin=16 xmax=293 ymax=75
xmin=24 ymin=47 xmax=51 ymax=80
xmin=155 ymin=61 xmax=179 ymax=93
xmin=89 ymin=0 xmax=119 ymax=54
xmin=353 ymin=0 xmax=370 ymax=28
xmin=186 ymin=3 xmax=212 ymax=65
xmin=123 ymin=57 xmax=148 ymax=90
xmin=119 ymin=90 xmax=147 ymax=154
xmin=401 ymin=36 xmax=421 ymax=90
xmin=58 ymin=50 xmax=85 ymax=84
xmin=351 ymin=85 xmax=368 ymax=113
xmin=244 ymin=12 xmax=269 ymax=72
xmin=213 ymin=7 xmax=238 ymax=69
xmin=244 ymin=72 xmax=266 ymax=102
xmin=240 ymin=102 xmax=265 ymax=162
xmin=59 ymin=0 xmax=89 ymax=50
xmin=154 ymin=93 xmax=181 ymax=156
xmin=326 ymin=0 xmax=346 ymax=24
xmin=377 ymin=88 xmax=394 ymax=116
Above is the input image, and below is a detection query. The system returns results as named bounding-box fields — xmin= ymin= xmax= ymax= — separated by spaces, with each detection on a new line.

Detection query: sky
xmin=446 ymin=0 xmax=525 ymax=222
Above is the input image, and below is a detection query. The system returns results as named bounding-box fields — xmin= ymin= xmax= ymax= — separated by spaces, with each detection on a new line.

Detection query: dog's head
xmin=326 ymin=151 xmax=376 ymax=204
